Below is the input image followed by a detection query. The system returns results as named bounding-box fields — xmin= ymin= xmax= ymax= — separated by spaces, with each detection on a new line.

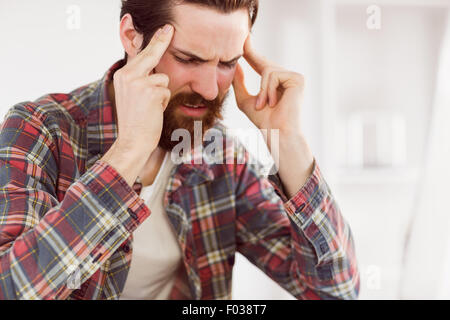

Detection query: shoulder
xmin=2 ymin=79 xmax=102 ymax=135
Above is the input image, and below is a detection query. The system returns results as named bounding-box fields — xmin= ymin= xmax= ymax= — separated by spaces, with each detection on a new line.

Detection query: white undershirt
xmin=120 ymin=152 xmax=182 ymax=300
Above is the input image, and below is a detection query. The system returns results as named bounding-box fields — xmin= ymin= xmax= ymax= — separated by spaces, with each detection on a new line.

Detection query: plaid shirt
xmin=0 ymin=60 xmax=359 ymax=300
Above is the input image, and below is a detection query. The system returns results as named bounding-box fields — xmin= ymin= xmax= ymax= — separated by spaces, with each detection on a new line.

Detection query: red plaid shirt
xmin=0 ymin=60 xmax=359 ymax=300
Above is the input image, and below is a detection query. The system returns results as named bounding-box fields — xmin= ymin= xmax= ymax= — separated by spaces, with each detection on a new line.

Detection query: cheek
xmin=167 ymin=70 xmax=191 ymax=93
xmin=156 ymin=54 xmax=188 ymax=92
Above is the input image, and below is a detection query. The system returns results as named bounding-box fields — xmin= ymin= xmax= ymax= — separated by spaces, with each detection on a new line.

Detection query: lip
xmin=179 ymin=104 xmax=208 ymax=117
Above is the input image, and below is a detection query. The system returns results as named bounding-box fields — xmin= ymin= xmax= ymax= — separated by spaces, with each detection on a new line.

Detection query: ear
xmin=119 ymin=13 xmax=144 ymax=59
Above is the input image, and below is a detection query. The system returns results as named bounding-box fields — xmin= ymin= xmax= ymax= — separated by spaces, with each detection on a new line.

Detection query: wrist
xmin=114 ymin=137 xmax=156 ymax=158
xmin=101 ymin=142 xmax=150 ymax=187
xmin=279 ymin=132 xmax=313 ymax=164
xmin=279 ymin=126 xmax=303 ymax=141
xmin=279 ymin=132 xmax=306 ymax=150
xmin=261 ymin=127 xmax=304 ymax=150
xmin=276 ymin=131 xmax=314 ymax=198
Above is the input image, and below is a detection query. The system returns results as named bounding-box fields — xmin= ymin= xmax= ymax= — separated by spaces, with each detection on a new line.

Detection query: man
xmin=0 ymin=0 xmax=359 ymax=300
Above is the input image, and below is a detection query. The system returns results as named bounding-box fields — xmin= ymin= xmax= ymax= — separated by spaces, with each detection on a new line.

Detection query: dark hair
xmin=120 ymin=0 xmax=259 ymax=61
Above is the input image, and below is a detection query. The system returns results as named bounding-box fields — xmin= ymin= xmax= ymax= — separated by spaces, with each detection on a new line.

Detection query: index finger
xmin=131 ymin=24 xmax=174 ymax=77
xmin=243 ymin=36 xmax=271 ymax=75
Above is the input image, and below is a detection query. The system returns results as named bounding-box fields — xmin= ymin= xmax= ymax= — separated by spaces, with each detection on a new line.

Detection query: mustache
xmin=167 ymin=92 xmax=226 ymax=109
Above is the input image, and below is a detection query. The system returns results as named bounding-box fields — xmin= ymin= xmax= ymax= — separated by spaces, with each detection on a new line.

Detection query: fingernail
xmin=155 ymin=28 xmax=163 ymax=38
xmin=163 ymin=24 xmax=172 ymax=34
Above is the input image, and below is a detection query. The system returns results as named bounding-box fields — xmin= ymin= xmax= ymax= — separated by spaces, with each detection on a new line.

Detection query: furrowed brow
xmin=172 ymin=47 xmax=242 ymax=64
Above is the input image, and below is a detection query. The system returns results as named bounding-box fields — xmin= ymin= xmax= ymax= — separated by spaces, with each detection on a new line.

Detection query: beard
xmin=158 ymin=91 xmax=228 ymax=151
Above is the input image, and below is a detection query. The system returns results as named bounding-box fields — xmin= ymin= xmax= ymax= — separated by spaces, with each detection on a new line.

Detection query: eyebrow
xmin=171 ymin=47 xmax=243 ymax=64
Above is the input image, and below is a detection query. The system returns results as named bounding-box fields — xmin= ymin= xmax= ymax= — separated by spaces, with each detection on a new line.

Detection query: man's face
xmin=154 ymin=4 xmax=250 ymax=150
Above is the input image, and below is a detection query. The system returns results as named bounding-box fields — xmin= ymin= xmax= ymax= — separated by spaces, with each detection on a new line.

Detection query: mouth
xmin=179 ymin=104 xmax=208 ymax=117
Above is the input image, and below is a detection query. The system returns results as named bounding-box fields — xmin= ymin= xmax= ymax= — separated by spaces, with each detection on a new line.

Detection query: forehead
xmin=171 ymin=4 xmax=250 ymax=60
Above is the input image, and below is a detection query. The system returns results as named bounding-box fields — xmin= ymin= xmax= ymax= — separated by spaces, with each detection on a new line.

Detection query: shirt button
xmin=319 ymin=242 xmax=328 ymax=255
xmin=123 ymin=244 xmax=130 ymax=253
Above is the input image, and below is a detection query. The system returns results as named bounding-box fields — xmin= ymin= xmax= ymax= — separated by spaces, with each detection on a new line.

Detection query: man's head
xmin=118 ymin=0 xmax=258 ymax=150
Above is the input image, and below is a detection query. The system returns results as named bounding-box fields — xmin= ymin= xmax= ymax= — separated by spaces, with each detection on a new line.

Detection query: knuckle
xmin=267 ymin=72 xmax=277 ymax=86
xmin=263 ymin=68 xmax=276 ymax=81
xmin=151 ymin=88 xmax=170 ymax=107
xmin=160 ymin=74 xmax=170 ymax=85
xmin=294 ymin=72 xmax=305 ymax=84
xmin=163 ymin=89 xmax=171 ymax=104
xmin=143 ymin=52 xmax=157 ymax=67
xmin=164 ymin=88 xmax=171 ymax=97
xmin=152 ymin=73 xmax=170 ymax=86
xmin=269 ymin=77 xmax=277 ymax=89
xmin=159 ymin=87 xmax=171 ymax=98
xmin=154 ymin=86 xmax=170 ymax=97
xmin=294 ymin=72 xmax=303 ymax=79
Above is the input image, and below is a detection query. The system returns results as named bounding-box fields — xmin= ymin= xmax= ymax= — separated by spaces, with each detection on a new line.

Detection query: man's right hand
xmin=101 ymin=24 xmax=174 ymax=187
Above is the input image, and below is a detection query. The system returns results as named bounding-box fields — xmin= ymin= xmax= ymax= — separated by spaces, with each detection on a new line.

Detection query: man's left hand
xmin=232 ymin=36 xmax=305 ymax=137
xmin=232 ymin=36 xmax=314 ymax=198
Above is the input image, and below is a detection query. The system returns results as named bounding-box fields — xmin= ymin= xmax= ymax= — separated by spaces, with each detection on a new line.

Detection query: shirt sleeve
xmin=234 ymin=149 xmax=360 ymax=300
xmin=0 ymin=103 xmax=149 ymax=300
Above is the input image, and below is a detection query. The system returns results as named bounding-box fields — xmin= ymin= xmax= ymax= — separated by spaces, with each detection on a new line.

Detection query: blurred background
xmin=1 ymin=0 xmax=449 ymax=299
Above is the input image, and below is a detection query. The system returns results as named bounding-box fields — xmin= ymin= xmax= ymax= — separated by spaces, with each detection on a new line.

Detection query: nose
xmin=191 ymin=66 xmax=219 ymax=102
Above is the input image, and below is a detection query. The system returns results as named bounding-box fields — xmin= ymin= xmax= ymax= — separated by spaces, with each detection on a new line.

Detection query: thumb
xmin=232 ymin=63 xmax=256 ymax=112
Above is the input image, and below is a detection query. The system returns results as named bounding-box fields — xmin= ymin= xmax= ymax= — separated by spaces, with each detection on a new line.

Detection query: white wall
xmin=401 ymin=12 xmax=450 ymax=299
xmin=332 ymin=4 xmax=446 ymax=299
xmin=0 ymin=0 xmax=123 ymax=114
xmin=336 ymin=5 xmax=443 ymax=170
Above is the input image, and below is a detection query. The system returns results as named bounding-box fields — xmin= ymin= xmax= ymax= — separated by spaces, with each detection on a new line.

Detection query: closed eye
xmin=220 ymin=61 xmax=238 ymax=69
xmin=174 ymin=56 xmax=237 ymax=69
xmin=174 ymin=56 xmax=200 ymax=65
